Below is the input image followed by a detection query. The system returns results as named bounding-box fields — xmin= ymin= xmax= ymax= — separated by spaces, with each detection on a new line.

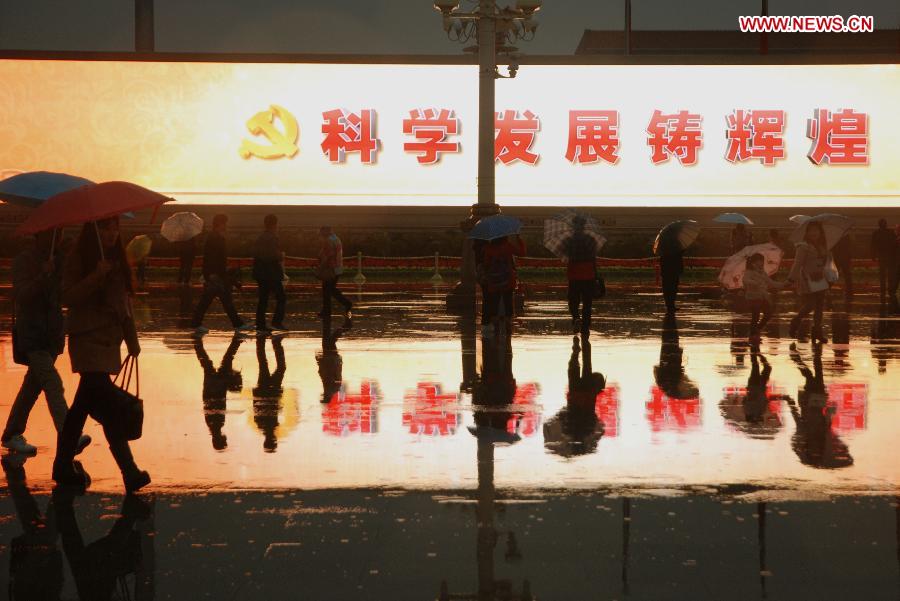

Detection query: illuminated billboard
xmin=0 ymin=60 xmax=897 ymax=207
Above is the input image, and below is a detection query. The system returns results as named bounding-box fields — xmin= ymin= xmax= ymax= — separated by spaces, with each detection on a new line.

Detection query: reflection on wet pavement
xmin=1 ymin=288 xmax=898 ymax=598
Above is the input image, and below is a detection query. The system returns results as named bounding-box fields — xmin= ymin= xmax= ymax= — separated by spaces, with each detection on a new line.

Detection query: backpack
xmin=485 ymin=252 xmax=514 ymax=292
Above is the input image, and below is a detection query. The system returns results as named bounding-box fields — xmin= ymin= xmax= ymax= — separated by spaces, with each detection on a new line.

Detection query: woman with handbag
xmin=787 ymin=221 xmax=830 ymax=344
xmin=52 ymin=217 xmax=151 ymax=492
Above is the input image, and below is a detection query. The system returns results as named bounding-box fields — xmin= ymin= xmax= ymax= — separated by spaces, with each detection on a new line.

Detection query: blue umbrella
xmin=468 ymin=215 xmax=522 ymax=241
xmin=0 ymin=171 xmax=93 ymax=208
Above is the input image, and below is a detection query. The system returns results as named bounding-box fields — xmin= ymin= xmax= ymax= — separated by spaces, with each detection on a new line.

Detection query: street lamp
xmin=434 ymin=0 xmax=541 ymax=312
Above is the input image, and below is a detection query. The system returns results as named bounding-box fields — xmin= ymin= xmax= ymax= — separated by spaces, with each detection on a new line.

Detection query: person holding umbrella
xmin=545 ymin=212 xmax=605 ymax=334
xmin=480 ymin=234 xmax=526 ymax=334
xmin=52 ymin=217 xmax=150 ymax=491
xmin=654 ymin=220 xmax=700 ymax=315
xmin=3 ymin=229 xmax=91 ymax=456
xmin=787 ymin=220 xmax=834 ymax=344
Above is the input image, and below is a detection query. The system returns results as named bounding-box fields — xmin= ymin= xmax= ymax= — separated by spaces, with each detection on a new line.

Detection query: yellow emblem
xmin=239 ymin=104 xmax=299 ymax=160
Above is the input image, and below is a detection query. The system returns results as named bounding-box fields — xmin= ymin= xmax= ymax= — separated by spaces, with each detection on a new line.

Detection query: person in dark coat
xmin=561 ymin=216 xmax=599 ymax=333
xmin=3 ymin=230 xmax=90 ymax=456
xmin=194 ymin=333 xmax=244 ymax=450
xmin=659 ymin=246 xmax=684 ymax=315
xmin=190 ymin=214 xmax=249 ymax=334
xmin=871 ymin=219 xmax=898 ymax=305
xmin=53 ymin=217 xmax=150 ymax=493
xmin=253 ymin=214 xmax=286 ymax=332
xmin=731 ymin=223 xmax=753 ymax=253
xmin=831 ymin=232 xmax=853 ymax=302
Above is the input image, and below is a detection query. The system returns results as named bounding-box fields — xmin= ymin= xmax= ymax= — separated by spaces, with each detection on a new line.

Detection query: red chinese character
xmin=402 ymin=382 xmax=460 ymax=436
xmin=826 ymin=382 xmax=867 ymax=433
xmin=322 ymin=381 xmax=380 ymax=436
xmin=646 ymin=110 xmax=703 ymax=165
xmin=402 ymin=108 xmax=460 ymax=164
xmin=495 ymin=110 xmax=540 ymax=165
xmin=807 ymin=108 xmax=868 ymax=165
xmin=565 ymin=110 xmax=619 ymax=164
xmin=506 ymin=383 xmax=541 ymax=437
xmin=646 ymin=387 xmax=701 ymax=432
xmin=594 ymin=384 xmax=620 ymax=438
xmin=726 ymin=109 xmax=785 ymax=166
xmin=321 ymin=108 xmax=379 ymax=164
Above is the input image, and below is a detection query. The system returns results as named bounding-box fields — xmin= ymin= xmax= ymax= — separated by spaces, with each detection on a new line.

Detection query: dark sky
xmin=1 ymin=0 xmax=897 ymax=54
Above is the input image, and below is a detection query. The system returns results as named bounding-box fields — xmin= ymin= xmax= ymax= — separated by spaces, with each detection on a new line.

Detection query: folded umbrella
xmin=718 ymin=242 xmax=784 ymax=290
xmin=161 ymin=212 xmax=204 ymax=242
xmin=713 ymin=212 xmax=754 ymax=225
xmin=0 ymin=171 xmax=93 ymax=208
xmin=543 ymin=210 xmax=607 ymax=259
xmin=469 ymin=214 xmax=522 ymax=241
xmin=653 ymin=220 xmax=701 ymax=255
xmin=17 ymin=181 xmax=172 ymax=235
xmin=788 ymin=213 xmax=852 ymax=250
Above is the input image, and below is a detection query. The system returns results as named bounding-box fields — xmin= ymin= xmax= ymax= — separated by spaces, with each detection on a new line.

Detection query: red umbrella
xmin=16 ymin=181 xmax=172 ymax=235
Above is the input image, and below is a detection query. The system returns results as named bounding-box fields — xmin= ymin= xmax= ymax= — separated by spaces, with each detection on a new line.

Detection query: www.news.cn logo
xmin=739 ymin=15 xmax=874 ymax=33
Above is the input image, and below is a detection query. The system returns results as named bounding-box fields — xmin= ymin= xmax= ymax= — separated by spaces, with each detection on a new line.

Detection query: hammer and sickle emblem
xmin=239 ymin=104 xmax=299 ymax=160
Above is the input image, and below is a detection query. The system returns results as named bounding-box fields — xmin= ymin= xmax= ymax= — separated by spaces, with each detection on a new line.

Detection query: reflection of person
xmin=4 ymin=229 xmax=90 ymax=456
xmin=543 ymin=334 xmax=605 ymax=457
xmin=719 ymin=352 xmax=786 ymax=440
xmin=654 ymin=314 xmax=698 ymax=399
xmin=562 ymin=216 xmax=598 ymax=333
xmin=54 ymin=218 xmax=150 ymax=493
xmin=788 ymin=343 xmax=853 ymax=469
xmin=175 ymin=235 xmax=197 ymax=286
xmin=253 ymin=335 xmax=286 ymax=452
xmin=317 ymin=319 xmax=351 ymax=403
xmin=253 ymin=214 xmax=287 ymax=332
xmin=871 ymin=219 xmax=898 ymax=305
xmin=3 ymin=456 xmax=65 ymax=600
xmin=788 ymin=221 xmax=830 ymax=344
xmin=317 ymin=226 xmax=352 ymax=321
xmin=194 ymin=333 xmax=244 ymax=450
xmin=55 ymin=492 xmax=154 ymax=601
xmin=870 ymin=311 xmax=899 ymax=374
xmin=472 ymin=332 xmax=518 ymax=439
xmin=191 ymin=214 xmax=250 ymax=334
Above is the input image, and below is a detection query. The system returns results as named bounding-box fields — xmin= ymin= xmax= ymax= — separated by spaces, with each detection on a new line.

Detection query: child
xmin=742 ymin=253 xmax=787 ymax=343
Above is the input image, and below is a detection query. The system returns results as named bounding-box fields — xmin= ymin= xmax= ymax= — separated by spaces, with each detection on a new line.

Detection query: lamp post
xmin=135 ymin=0 xmax=155 ymax=52
xmin=434 ymin=0 xmax=541 ymax=312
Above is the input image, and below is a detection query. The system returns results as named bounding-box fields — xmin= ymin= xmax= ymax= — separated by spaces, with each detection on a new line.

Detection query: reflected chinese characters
xmin=318 ymin=319 xmax=380 ymax=436
xmin=719 ymin=351 xmax=789 ymax=440
xmin=648 ymin=315 xmax=701 ymax=433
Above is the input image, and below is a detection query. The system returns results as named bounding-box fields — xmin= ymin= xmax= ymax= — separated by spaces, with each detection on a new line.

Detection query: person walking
xmin=253 ymin=214 xmax=287 ymax=332
xmin=742 ymin=253 xmax=787 ymax=343
xmin=3 ymin=229 xmax=90 ymax=456
xmin=480 ymin=234 xmax=526 ymax=333
xmin=659 ymin=248 xmax=683 ymax=315
xmin=175 ymin=235 xmax=197 ymax=286
xmin=561 ymin=216 xmax=599 ymax=333
xmin=871 ymin=219 xmax=898 ymax=305
xmin=316 ymin=226 xmax=352 ymax=320
xmin=787 ymin=221 xmax=830 ymax=344
xmin=52 ymin=217 xmax=150 ymax=492
xmin=191 ymin=214 xmax=250 ymax=334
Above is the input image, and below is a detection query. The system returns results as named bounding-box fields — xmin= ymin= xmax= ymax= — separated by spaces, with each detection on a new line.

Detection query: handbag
xmin=91 ymin=356 xmax=144 ymax=441
xmin=10 ymin=305 xmax=27 ymax=366
xmin=806 ymin=276 xmax=829 ymax=293
xmin=824 ymin=254 xmax=840 ymax=283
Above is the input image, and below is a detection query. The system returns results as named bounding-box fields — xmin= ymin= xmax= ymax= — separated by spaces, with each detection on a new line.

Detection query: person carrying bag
xmin=90 ymin=355 xmax=144 ymax=442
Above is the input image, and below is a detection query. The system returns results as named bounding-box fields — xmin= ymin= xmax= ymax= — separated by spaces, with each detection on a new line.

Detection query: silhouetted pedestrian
xmin=561 ymin=216 xmax=598 ymax=333
xmin=191 ymin=215 xmax=250 ymax=334
xmin=480 ymin=234 xmax=525 ymax=334
xmin=788 ymin=221 xmax=829 ymax=344
xmin=659 ymin=250 xmax=683 ymax=315
xmin=831 ymin=232 xmax=853 ymax=302
xmin=731 ymin=223 xmax=753 ymax=253
xmin=871 ymin=219 xmax=898 ymax=305
xmin=3 ymin=229 xmax=90 ymax=456
xmin=53 ymin=217 xmax=150 ymax=493
xmin=253 ymin=214 xmax=286 ymax=332
xmin=316 ymin=226 xmax=352 ymax=321
xmin=742 ymin=253 xmax=787 ymax=343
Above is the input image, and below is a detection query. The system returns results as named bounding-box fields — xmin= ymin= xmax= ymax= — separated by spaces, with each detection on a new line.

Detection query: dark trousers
xmin=661 ymin=268 xmax=681 ymax=313
xmin=191 ymin=278 xmax=243 ymax=328
xmin=256 ymin=279 xmax=286 ymax=327
xmin=877 ymin=258 xmax=896 ymax=301
xmin=54 ymin=373 xmax=139 ymax=478
xmin=321 ymin=276 xmax=351 ymax=317
xmin=567 ymin=279 xmax=594 ymax=326
xmin=177 ymin=255 xmax=194 ymax=283
xmin=748 ymin=299 xmax=772 ymax=333
xmin=835 ymin=258 xmax=852 ymax=300
xmin=483 ymin=289 xmax=513 ymax=325
xmin=793 ymin=291 xmax=825 ymax=331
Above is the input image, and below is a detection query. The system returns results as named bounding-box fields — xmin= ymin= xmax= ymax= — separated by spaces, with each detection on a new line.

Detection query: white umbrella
xmin=713 ymin=212 xmax=754 ymax=225
xmin=543 ymin=211 xmax=606 ymax=259
xmin=718 ymin=242 xmax=784 ymax=290
xmin=653 ymin=220 xmax=701 ymax=255
xmin=789 ymin=213 xmax=852 ymax=250
xmin=161 ymin=212 xmax=204 ymax=242
xmin=789 ymin=214 xmax=811 ymax=224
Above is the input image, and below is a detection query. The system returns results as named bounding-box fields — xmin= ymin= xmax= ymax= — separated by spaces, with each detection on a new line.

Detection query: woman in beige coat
xmin=52 ymin=217 xmax=150 ymax=492
xmin=787 ymin=221 xmax=830 ymax=344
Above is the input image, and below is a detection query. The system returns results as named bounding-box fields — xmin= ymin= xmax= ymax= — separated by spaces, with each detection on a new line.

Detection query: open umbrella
xmin=543 ymin=210 xmax=607 ymax=258
xmin=0 ymin=171 xmax=94 ymax=208
xmin=17 ymin=181 xmax=172 ymax=236
xmin=713 ymin=212 xmax=754 ymax=225
xmin=789 ymin=214 xmax=811 ymax=224
xmin=718 ymin=242 xmax=784 ymax=290
xmin=469 ymin=215 xmax=522 ymax=241
xmin=125 ymin=235 xmax=153 ymax=265
xmin=653 ymin=220 xmax=701 ymax=255
xmin=161 ymin=212 xmax=204 ymax=242
xmin=788 ymin=213 xmax=852 ymax=250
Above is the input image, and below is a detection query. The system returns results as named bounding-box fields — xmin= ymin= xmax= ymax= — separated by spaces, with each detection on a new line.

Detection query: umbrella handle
xmin=93 ymin=221 xmax=106 ymax=261
xmin=49 ymin=228 xmax=56 ymax=260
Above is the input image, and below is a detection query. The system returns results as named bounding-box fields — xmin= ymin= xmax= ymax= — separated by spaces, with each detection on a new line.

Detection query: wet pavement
xmin=0 ymin=286 xmax=898 ymax=599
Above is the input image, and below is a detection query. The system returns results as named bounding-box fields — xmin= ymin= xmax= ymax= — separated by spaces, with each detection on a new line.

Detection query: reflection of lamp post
xmin=434 ymin=0 xmax=541 ymax=312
